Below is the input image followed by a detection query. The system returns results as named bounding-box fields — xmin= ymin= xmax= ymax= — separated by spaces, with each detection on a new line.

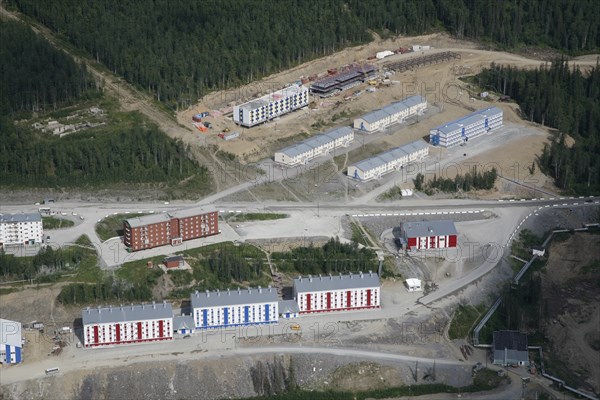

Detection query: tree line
xmin=9 ymin=0 xmax=599 ymax=110
xmin=272 ymin=238 xmax=377 ymax=275
xmin=58 ymin=277 xmax=153 ymax=305
xmin=0 ymin=245 xmax=93 ymax=282
xmin=477 ymin=60 xmax=600 ymax=194
xmin=413 ymin=167 xmax=498 ymax=194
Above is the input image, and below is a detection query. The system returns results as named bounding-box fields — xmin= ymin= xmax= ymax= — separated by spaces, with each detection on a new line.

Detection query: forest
xmin=0 ymin=19 xmax=209 ymax=192
xmin=9 ymin=0 xmax=599 ymax=109
xmin=477 ymin=60 xmax=600 ymax=194
xmin=413 ymin=167 xmax=498 ymax=194
xmin=272 ymin=238 xmax=377 ymax=275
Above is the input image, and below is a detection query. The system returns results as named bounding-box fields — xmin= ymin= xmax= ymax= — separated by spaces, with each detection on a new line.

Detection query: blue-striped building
xmin=191 ymin=287 xmax=278 ymax=329
xmin=1 ymin=319 xmax=22 ymax=364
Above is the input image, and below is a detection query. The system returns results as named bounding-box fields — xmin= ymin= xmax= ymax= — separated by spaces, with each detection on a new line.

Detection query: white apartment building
xmin=81 ymin=302 xmax=173 ymax=348
xmin=353 ymin=95 xmax=427 ymax=133
xmin=233 ymin=84 xmax=309 ymax=127
xmin=0 ymin=213 xmax=44 ymax=246
xmin=429 ymin=107 xmax=503 ymax=147
xmin=274 ymin=126 xmax=354 ymax=166
xmin=347 ymin=140 xmax=429 ymax=181
xmin=191 ymin=287 xmax=278 ymax=329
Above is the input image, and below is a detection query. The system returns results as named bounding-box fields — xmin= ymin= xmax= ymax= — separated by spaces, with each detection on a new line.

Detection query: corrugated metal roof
xmin=293 ymin=272 xmax=380 ymax=293
xmin=81 ymin=302 xmax=173 ymax=325
xmin=278 ymin=300 xmax=300 ymax=314
xmin=191 ymin=287 xmax=278 ymax=309
xmin=0 ymin=213 xmax=42 ymax=223
xmin=432 ymin=107 xmax=503 ymax=135
xmin=350 ymin=139 xmax=427 ymax=173
xmin=402 ymin=220 xmax=457 ymax=238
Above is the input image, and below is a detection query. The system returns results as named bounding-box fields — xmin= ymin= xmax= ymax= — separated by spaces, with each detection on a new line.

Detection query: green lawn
xmin=221 ymin=212 xmax=289 ymax=223
xmin=42 ymin=216 xmax=75 ymax=229
xmin=95 ymin=212 xmax=149 ymax=242
xmin=448 ymin=304 xmax=486 ymax=340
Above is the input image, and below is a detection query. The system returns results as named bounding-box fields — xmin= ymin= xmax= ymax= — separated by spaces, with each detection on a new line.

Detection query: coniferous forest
xmin=0 ymin=20 xmax=208 ymax=192
xmin=477 ymin=61 xmax=600 ymax=194
xmin=8 ymin=0 xmax=599 ymax=109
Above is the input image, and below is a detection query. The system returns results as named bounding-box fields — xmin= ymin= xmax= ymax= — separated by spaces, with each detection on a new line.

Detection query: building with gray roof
xmin=0 ymin=213 xmax=43 ymax=246
xmin=430 ymin=106 xmax=503 ymax=147
xmin=274 ymin=126 xmax=354 ymax=166
xmin=400 ymin=220 xmax=458 ymax=251
xmin=347 ymin=139 xmax=429 ymax=181
xmin=492 ymin=331 xmax=529 ymax=366
xmin=353 ymin=95 xmax=427 ymax=133
xmin=293 ymin=272 xmax=381 ymax=313
xmin=82 ymin=302 xmax=173 ymax=325
xmin=191 ymin=287 xmax=279 ymax=328
xmin=233 ymin=84 xmax=309 ymax=127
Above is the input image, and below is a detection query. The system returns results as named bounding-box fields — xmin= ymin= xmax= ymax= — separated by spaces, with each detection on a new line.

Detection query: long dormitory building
xmin=233 ymin=84 xmax=309 ymax=128
xmin=82 ymin=302 xmax=173 ymax=348
xmin=274 ymin=126 xmax=354 ymax=166
xmin=429 ymin=107 xmax=503 ymax=147
xmin=191 ymin=287 xmax=278 ymax=329
xmin=293 ymin=272 xmax=381 ymax=314
xmin=347 ymin=139 xmax=429 ymax=181
xmin=353 ymin=95 xmax=428 ymax=133
xmin=310 ymin=64 xmax=376 ymax=97
xmin=123 ymin=208 xmax=219 ymax=251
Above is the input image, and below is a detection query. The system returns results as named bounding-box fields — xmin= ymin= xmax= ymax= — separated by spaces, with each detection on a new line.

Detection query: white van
xmin=45 ymin=367 xmax=60 ymax=375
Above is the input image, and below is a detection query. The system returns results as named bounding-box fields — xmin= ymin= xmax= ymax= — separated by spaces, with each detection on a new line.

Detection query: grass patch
xmin=376 ymin=185 xmax=404 ymax=202
xmin=350 ymin=221 xmax=370 ymax=247
xmin=448 ymin=304 xmax=486 ymax=340
xmin=116 ymin=258 xmax=165 ymax=286
xmin=0 ymin=287 xmax=18 ymax=295
xmin=42 ymin=216 xmax=74 ymax=229
xmin=222 ymin=213 xmax=288 ymax=223
xmin=95 ymin=213 xmax=149 ymax=242
xmin=74 ymin=235 xmax=93 ymax=247
xmin=381 ymin=256 xmax=401 ymax=279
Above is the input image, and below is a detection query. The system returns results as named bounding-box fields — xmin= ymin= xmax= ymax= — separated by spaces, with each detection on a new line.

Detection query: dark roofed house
xmin=492 ymin=330 xmax=529 ymax=366
xmin=164 ymin=255 xmax=184 ymax=269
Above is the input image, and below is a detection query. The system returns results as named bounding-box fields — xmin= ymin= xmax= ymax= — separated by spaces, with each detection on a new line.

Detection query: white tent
xmin=405 ymin=278 xmax=422 ymax=292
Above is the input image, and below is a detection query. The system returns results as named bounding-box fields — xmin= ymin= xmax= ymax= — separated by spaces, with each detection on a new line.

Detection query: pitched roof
xmin=173 ymin=315 xmax=195 ymax=331
xmin=350 ymin=139 xmax=428 ymax=173
xmin=191 ymin=287 xmax=278 ymax=309
xmin=278 ymin=300 xmax=300 ymax=314
xmin=493 ymin=330 xmax=528 ymax=352
xmin=0 ymin=213 xmax=42 ymax=223
xmin=402 ymin=220 xmax=457 ymax=238
xmin=431 ymin=107 xmax=503 ymax=135
xmin=81 ymin=302 xmax=173 ymax=325
xmin=293 ymin=272 xmax=380 ymax=293
xmin=124 ymin=207 xmax=215 ymax=228
xmin=276 ymin=126 xmax=353 ymax=158
xmin=357 ymin=95 xmax=426 ymax=124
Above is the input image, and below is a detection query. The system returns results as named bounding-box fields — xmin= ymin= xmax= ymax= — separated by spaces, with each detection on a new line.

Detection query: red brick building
xmin=123 ymin=209 xmax=219 ymax=251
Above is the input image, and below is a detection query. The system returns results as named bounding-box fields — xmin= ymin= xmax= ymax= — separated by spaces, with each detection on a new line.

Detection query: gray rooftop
xmin=351 ymin=139 xmax=428 ymax=173
xmin=173 ymin=315 xmax=195 ymax=331
xmin=0 ymin=213 xmax=42 ymax=223
xmin=191 ymin=287 xmax=278 ymax=309
xmin=431 ymin=106 xmax=503 ymax=135
xmin=493 ymin=331 xmax=529 ymax=364
xmin=358 ymin=95 xmax=426 ymax=124
xmin=278 ymin=300 xmax=300 ymax=314
xmin=169 ymin=207 xmax=215 ymax=219
xmin=124 ymin=207 xmax=215 ymax=228
xmin=238 ymin=85 xmax=306 ymax=111
xmin=293 ymin=272 xmax=380 ymax=293
xmin=276 ymin=126 xmax=353 ymax=158
xmin=82 ymin=302 xmax=173 ymax=325
xmin=402 ymin=220 xmax=457 ymax=238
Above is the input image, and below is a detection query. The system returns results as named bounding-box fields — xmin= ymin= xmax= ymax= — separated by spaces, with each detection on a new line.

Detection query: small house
xmin=492 ymin=331 xmax=529 ymax=366
xmin=173 ymin=315 xmax=195 ymax=335
xmin=164 ymin=255 xmax=184 ymax=269
xmin=278 ymin=300 xmax=300 ymax=319
xmin=405 ymin=278 xmax=422 ymax=292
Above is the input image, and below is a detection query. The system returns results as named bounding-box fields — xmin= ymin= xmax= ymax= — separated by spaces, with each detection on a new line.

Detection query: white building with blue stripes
xmin=1 ymin=318 xmax=22 ymax=364
xmin=191 ymin=287 xmax=278 ymax=329
xmin=429 ymin=107 xmax=503 ymax=148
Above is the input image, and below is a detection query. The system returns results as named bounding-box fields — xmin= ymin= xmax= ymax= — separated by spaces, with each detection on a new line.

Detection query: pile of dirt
xmin=540 ymin=233 xmax=600 ymax=394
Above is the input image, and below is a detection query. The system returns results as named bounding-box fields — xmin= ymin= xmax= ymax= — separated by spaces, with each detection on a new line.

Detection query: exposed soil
xmin=539 ymin=233 xmax=600 ymax=394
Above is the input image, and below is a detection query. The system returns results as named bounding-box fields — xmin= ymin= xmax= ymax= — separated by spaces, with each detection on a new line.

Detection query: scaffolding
xmin=385 ymin=51 xmax=461 ymax=73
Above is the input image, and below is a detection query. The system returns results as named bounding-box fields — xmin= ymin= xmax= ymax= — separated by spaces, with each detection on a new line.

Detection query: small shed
xmin=173 ymin=315 xmax=195 ymax=335
xmin=531 ymin=246 xmax=545 ymax=257
xmin=405 ymin=278 xmax=422 ymax=292
xmin=492 ymin=331 xmax=529 ymax=366
xmin=278 ymin=300 xmax=300 ymax=319
xmin=164 ymin=255 xmax=184 ymax=269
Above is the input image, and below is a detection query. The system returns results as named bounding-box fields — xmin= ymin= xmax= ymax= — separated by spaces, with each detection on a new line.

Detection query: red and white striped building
xmin=82 ymin=302 xmax=173 ymax=348
xmin=400 ymin=220 xmax=457 ymax=251
xmin=293 ymin=271 xmax=380 ymax=314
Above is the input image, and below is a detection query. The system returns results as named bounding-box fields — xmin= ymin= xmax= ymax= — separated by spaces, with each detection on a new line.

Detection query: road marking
xmin=461 ymin=211 xmax=467 ymax=214
xmin=125 ymin=211 xmax=130 ymax=214
xmin=535 ymin=213 xmax=539 ymax=216
xmin=443 ymin=211 xmax=448 ymax=214
xmin=149 ymin=210 xmax=155 ymax=213
xmin=509 ymin=199 xmax=515 ymax=202
xmin=480 ymin=209 xmax=485 ymax=212
xmin=559 ymin=197 xmax=565 ymax=200
xmin=448 ymin=211 xmax=454 ymax=214
xmin=572 ymin=203 xmax=578 ymax=205
xmin=562 ymin=203 xmax=568 ymax=206
xmin=532 ymin=198 xmax=537 ymax=201
xmin=236 ymin=210 xmax=242 ymax=213
xmin=520 ymin=199 xmax=526 ymax=201
xmin=113 ymin=212 xmax=118 ymax=215
xmin=219 ymin=210 xmax=225 ymax=213
xmin=553 ymin=204 xmax=558 ymax=207
xmin=417 ymin=212 xmax=424 ymax=215
xmin=498 ymin=199 xmax=504 ymax=202
xmin=540 ymin=198 xmax=545 ymax=200
xmin=595 ymin=201 xmax=600 ymax=204
xmin=424 ymin=212 xmax=430 ymax=215
xmin=545 ymin=205 xmax=550 ymax=208
xmin=549 ymin=197 xmax=555 ymax=200
xmin=467 ymin=211 xmax=473 ymax=214
xmin=393 ymin=213 xmax=399 ymax=216
xmin=568 ymin=197 xmax=574 ymax=199
xmin=579 ymin=196 xmax=585 ymax=199
xmin=589 ymin=195 xmax=594 ymax=198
